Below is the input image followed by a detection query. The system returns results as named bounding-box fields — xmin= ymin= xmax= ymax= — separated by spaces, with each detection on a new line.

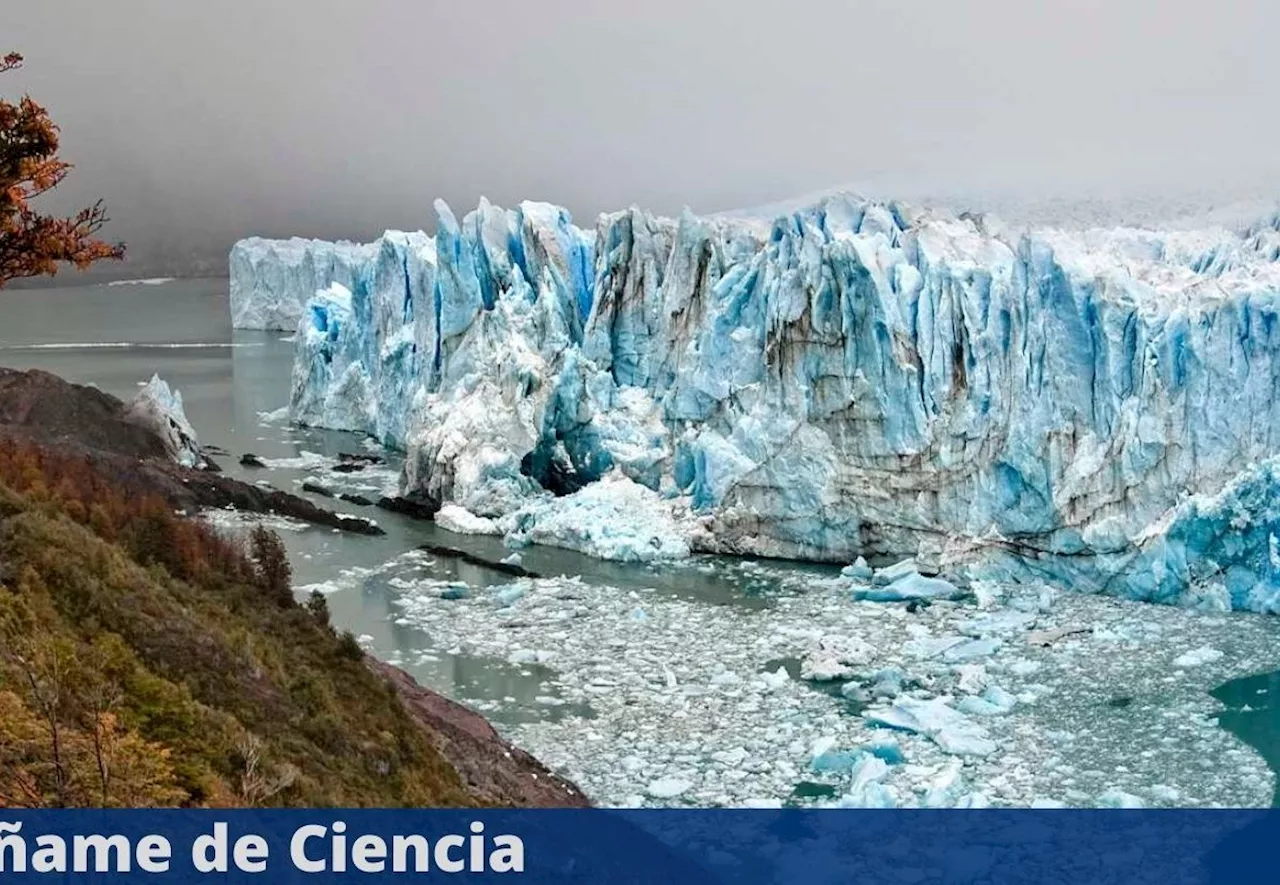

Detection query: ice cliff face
xmin=231 ymin=196 xmax=1280 ymax=607
xmin=230 ymin=237 xmax=378 ymax=331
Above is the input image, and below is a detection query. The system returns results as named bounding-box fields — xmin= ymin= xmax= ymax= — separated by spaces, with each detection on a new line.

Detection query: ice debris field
xmin=308 ymin=548 xmax=1279 ymax=808
xmin=230 ymin=193 xmax=1280 ymax=612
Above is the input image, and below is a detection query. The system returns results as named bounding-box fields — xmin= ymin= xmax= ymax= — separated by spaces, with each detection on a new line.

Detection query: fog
xmin=8 ymin=0 xmax=1280 ymax=274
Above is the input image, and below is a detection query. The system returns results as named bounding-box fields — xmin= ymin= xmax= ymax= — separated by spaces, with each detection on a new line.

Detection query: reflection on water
xmin=0 ymin=279 xmax=837 ymax=726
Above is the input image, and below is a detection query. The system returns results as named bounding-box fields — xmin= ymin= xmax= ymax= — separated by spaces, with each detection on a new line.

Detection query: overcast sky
xmin=8 ymin=0 xmax=1280 ymax=263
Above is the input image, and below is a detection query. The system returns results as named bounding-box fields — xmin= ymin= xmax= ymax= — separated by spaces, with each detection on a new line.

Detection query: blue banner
xmin=0 ymin=810 xmax=1274 ymax=883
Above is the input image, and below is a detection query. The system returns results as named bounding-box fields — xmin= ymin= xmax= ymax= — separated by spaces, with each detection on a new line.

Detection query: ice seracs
xmin=232 ymin=196 xmax=1280 ymax=610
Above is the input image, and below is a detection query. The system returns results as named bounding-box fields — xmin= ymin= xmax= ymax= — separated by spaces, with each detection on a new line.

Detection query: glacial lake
xmin=0 ymin=278 xmax=835 ymax=720
xmin=4 ymin=277 xmax=1279 ymax=807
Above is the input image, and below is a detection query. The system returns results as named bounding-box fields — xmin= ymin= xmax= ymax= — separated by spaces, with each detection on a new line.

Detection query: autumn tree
xmin=0 ymin=52 xmax=123 ymax=287
xmin=249 ymin=524 xmax=292 ymax=605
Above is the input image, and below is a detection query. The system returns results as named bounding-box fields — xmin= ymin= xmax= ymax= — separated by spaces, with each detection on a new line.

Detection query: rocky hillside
xmin=0 ymin=368 xmax=585 ymax=807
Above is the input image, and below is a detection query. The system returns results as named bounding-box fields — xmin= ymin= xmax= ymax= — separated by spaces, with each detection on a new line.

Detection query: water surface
xmin=0 ymin=279 xmax=826 ymax=723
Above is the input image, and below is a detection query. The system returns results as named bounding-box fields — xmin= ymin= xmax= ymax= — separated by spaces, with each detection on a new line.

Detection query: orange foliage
xmin=0 ymin=52 xmax=123 ymax=286
xmin=0 ymin=437 xmax=254 ymax=588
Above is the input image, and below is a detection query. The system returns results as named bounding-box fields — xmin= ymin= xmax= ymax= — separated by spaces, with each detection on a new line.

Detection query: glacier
xmin=230 ymin=194 xmax=1280 ymax=610
xmin=230 ymin=236 xmax=378 ymax=330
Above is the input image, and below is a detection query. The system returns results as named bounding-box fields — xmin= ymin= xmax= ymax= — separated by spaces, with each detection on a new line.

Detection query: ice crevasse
xmin=229 ymin=194 xmax=1280 ymax=610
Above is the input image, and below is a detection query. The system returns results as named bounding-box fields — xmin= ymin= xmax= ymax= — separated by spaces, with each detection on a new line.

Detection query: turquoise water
xmin=1212 ymin=671 xmax=1280 ymax=806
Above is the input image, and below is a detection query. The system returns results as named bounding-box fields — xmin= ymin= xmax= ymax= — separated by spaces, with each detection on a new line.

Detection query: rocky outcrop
xmin=0 ymin=368 xmax=381 ymax=535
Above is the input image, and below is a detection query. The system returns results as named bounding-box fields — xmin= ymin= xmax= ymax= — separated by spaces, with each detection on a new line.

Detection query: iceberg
xmin=231 ymin=195 xmax=1280 ymax=609
xmin=124 ymin=374 xmax=205 ymax=468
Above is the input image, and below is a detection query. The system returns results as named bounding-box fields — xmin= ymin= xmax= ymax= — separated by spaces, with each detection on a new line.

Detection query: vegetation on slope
xmin=0 ymin=437 xmax=472 ymax=807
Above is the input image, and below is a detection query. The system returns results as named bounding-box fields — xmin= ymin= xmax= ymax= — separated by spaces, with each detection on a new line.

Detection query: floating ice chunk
xmin=1149 ymin=785 xmax=1182 ymax=803
xmin=507 ymin=473 xmax=694 ymax=562
xmin=923 ymin=759 xmax=966 ymax=807
xmin=759 ymin=667 xmax=791 ymax=690
xmin=436 ymin=504 xmax=500 ymax=535
xmin=955 ymin=696 xmax=1001 ymax=717
xmin=867 ymin=741 xmax=906 ymax=765
xmin=955 ymin=686 xmax=1016 ymax=717
xmin=856 ymin=572 xmax=966 ymax=603
xmin=840 ymin=682 xmax=871 ymax=704
xmin=1097 ymin=788 xmax=1146 ymax=809
xmin=493 ymin=585 xmax=527 ymax=607
xmin=125 ymin=374 xmax=204 ymax=468
xmin=870 ymin=666 xmax=907 ymax=699
xmin=982 ymin=686 xmax=1017 ymax=713
xmin=810 ymin=736 xmax=839 ymax=760
xmin=903 ymin=635 xmax=966 ymax=659
xmin=799 ymin=636 xmax=873 ymax=681
xmin=799 ymin=654 xmax=852 ymax=683
xmin=866 ymin=697 xmax=998 ymax=757
xmin=646 ymin=777 xmax=693 ymax=799
xmin=500 ymin=553 xmax=523 ymax=567
xmin=1030 ymin=798 xmax=1069 ymax=809
xmin=839 ymin=755 xmax=896 ymax=808
xmin=841 ymin=557 xmax=874 ymax=580
xmin=711 ymin=747 xmax=749 ymax=767
xmin=960 ymin=610 xmax=1037 ymax=638
xmin=1026 ymin=626 xmax=1092 ymax=648
xmin=838 ymin=784 xmax=896 ymax=808
xmin=1172 ymin=646 xmax=1225 ymax=668
xmin=739 ymin=798 xmax=784 ymax=809
xmin=851 ymin=754 xmax=888 ymax=785
xmin=956 ymin=664 xmax=989 ymax=695
xmin=257 ymin=405 xmax=290 ymax=425
xmin=508 ymin=648 xmax=554 ymax=665
xmin=811 ymin=750 xmax=863 ymax=775
xmin=872 ymin=559 xmax=919 ymax=586
xmin=943 ymin=638 xmax=1002 ymax=663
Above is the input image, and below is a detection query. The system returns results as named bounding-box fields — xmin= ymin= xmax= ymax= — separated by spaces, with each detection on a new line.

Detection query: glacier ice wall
xmin=230 ymin=237 xmax=378 ymax=331
xmin=232 ymin=196 xmax=1280 ymax=605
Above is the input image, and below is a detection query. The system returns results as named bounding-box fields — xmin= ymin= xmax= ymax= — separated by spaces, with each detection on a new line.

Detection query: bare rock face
xmin=0 ymin=368 xmax=169 ymax=459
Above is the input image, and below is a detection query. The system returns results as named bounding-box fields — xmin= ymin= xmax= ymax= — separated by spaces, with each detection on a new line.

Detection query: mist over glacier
xmin=230 ymin=194 xmax=1280 ymax=611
